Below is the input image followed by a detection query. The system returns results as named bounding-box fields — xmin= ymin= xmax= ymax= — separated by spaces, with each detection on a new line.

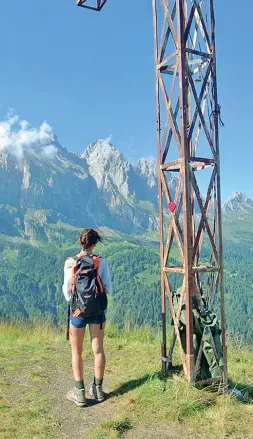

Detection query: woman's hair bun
xmin=79 ymin=229 xmax=102 ymax=250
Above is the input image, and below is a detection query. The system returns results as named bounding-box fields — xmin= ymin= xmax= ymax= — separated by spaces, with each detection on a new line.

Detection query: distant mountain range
xmin=0 ymin=137 xmax=173 ymax=239
xmin=0 ymin=134 xmax=252 ymax=243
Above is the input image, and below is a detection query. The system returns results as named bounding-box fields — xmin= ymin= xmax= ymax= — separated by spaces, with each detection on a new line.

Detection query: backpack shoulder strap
xmin=64 ymin=257 xmax=77 ymax=269
xmin=92 ymin=256 xmax=104 ymax=293
xmin=92 ymin=255 xmax=101 ymax=271
xmin=70 ymin=256 xmax=79 ymax=294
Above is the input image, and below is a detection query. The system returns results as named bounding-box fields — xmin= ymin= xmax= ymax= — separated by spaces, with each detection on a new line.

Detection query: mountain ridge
xmin=0 ymin=137 xmax=164 ymax=238
xmin=0 ymin=123 xmax=252 ymax=241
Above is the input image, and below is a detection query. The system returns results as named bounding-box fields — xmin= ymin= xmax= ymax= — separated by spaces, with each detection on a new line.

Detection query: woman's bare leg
xmin=89 ymin=323 xmax=106 ymax=380
xmin=70 ymin=325 xmax=86 ymax=381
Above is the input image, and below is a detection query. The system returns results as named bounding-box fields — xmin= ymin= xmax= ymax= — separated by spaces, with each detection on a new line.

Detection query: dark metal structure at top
xmin=77 ymin=0 xmax=108 ymax=12
xmin=77 ymin=0 xmax=227 ymax=386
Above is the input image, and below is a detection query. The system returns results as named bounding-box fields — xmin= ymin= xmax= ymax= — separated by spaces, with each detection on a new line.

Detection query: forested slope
xmin=0 ymin=233 xmax=252 ymax=342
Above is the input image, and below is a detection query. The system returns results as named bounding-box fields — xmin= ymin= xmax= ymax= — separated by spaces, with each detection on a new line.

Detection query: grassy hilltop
xmin=0 ymin=322 xmax=252 ymax=439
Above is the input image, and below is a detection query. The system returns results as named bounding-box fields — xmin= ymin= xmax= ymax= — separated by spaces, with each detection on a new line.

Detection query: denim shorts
xmin=70 ymin=311 xmax=106 ymax=328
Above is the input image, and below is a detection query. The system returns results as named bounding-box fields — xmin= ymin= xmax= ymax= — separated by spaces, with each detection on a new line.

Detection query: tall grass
xmin=0 ymin=322 xmax=252 ymax=439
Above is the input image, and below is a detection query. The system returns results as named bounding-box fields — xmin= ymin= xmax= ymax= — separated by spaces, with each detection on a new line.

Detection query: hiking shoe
xmin=89 ymin=382 xmax=106 ymax=402
xmin=67 ymin=387 xmax=86 ymax=407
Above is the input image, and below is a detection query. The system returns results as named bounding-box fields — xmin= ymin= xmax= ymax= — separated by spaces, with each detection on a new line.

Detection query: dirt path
xmin=41 ymin=343 xmax=121 ymax=439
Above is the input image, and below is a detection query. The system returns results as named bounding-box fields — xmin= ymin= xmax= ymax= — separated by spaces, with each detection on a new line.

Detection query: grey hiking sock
xmin=75 ymin=380 xmax=85 ymax=390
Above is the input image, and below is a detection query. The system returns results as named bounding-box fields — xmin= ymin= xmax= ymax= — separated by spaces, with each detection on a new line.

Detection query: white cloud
xmin=0 ymin=114 xmax=57 ymax=160
xmin=42 ymin=144 xmax=57 ymax=158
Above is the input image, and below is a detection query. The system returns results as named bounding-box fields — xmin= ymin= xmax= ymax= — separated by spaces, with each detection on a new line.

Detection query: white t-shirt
xmin=62 ymin=256 xmax=112 ymax=303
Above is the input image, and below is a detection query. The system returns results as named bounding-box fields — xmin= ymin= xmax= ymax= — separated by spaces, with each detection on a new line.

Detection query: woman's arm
xmin=62 ymin=258 xmax=73 ymax=302
xmin=99 ymin=258 xmax=112 ymax=293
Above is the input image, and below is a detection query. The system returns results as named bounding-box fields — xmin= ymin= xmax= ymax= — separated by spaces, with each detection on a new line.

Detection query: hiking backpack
xmin=70 ymin=255 xmax=107 ymax=318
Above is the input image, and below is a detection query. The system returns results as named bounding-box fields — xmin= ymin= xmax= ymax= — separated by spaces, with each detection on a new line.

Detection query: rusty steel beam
xmin=210 ymin=0 xmax=228 ymax=387
xmin=152 ymin=0 xmax=227 ymax=385
xmin=176 ymin=0 xmax=194 ymax=382
xmin=153 ymin=0 xmax=167 ymax=375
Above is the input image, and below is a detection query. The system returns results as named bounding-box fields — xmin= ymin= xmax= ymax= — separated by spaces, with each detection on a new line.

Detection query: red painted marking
xmin=168 ymin=202 xmax=176 ymax=213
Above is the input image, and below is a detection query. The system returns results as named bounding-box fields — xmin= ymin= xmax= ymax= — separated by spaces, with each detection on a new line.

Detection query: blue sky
xmin=0 ymin=0 xmax=252 ymax=201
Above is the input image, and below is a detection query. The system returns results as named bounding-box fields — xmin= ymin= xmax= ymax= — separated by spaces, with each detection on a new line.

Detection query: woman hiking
xmin=62 ymin=229 xmax=112 ymax=407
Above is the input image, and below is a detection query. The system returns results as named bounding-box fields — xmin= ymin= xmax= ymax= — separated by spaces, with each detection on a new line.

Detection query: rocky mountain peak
xmin=137 ymin=157 xmax=157 ymax=188
xmin=137 ymin=157 xmax=178 ymax=193
xmin=223 ymin=192 xmax=253 ymax=213
xmin=82 ymin=139 xmax=133 ymax=197
xmin=82 ymin=139 xmax=125 ymax=164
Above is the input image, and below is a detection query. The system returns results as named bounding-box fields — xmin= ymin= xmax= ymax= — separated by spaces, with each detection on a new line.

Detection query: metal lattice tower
xmin=77 ymin=0 xmax=227 ymax=386
xmin=152 ymin=0 xmax=227 ymax=386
